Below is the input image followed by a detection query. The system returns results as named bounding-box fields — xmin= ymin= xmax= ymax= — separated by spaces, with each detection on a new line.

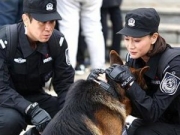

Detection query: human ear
xmin=22 ymin=14 xmax=30 ymax=27
xmin=151 ymin=32 xmax=159 ymax=44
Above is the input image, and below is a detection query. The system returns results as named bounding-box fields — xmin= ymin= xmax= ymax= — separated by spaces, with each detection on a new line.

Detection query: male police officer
xmin=0 ymin=0 xmax=75 ymax=134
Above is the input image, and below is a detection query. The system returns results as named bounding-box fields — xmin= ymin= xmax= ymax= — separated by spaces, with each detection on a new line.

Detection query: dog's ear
xmin=130 ymin=66 xmax=149 ymax=90
xmin=130 ymin=66 xmax=149 ymax=78
xmin=140 ymin=66 xmax=149 ymax=76
xmin=109 ymin=50 xmax=124 ymax=66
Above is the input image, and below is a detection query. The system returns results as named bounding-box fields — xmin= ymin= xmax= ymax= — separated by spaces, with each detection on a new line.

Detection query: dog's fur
xmin=42 ymin=50 xmax=148 ymax=135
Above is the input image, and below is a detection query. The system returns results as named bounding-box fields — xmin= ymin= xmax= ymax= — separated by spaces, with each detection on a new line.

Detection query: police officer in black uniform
xmin=0 ymin=0 xmax=75 ymax=135
xmin=89 ymin=8 xmax=180 ymax=135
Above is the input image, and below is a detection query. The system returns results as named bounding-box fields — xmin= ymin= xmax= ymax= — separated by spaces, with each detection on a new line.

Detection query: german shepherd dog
xmin=42 ymin=50 xmax=148 ymax=135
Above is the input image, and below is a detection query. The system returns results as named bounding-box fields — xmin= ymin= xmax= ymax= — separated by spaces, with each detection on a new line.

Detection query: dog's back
xmin=42 ymin=79 xmax=126 ymax=135
xmin=42 ymin=50 xmax=148 ymax=135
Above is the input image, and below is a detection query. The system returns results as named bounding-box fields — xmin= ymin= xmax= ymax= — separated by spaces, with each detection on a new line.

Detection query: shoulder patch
xmin=59 ymin=37 xmax=64 ymax=47
xmin=0 ymin=39 xmax=7 ymax=49
xmin=160 ymin=72 xmax=180 ymax=95
xmin=65 ymin=48 xmax=71 ymax=65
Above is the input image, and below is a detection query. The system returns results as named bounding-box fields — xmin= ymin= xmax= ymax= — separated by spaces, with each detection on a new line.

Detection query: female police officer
xmin=89 ymin=8 xmax=180 ymax=135
xmin=0 ymin=0 xmax=74 ymax=134
xmin=106 ymin=8 xmax=180 ymax=135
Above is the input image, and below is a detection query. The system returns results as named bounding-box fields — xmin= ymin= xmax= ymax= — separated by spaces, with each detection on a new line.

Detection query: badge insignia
xmin=128 ymin=18 xmax=135 ymax=27
xmin=160 ymin=72 xmax=180 ymax=95
xmin=14 ymin=58 xmax=26 ymax=63
xmin=43 ymin=57 xmax=52 ymax=63
xmin=46 ymin=3 xmax=53 ymax=11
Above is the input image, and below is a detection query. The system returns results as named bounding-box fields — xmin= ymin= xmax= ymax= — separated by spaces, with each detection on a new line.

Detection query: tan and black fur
xmin=42 ymin=50 xmax=148 ymax=135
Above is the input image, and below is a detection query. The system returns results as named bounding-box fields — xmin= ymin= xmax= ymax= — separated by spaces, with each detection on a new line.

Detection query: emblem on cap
xmin=128 ymin=18 xmax=135 ymax=27
xmin=46 ymin=3 xmax=53 ymax=11
xmin=160 ymin=72 xmax=180 ymax=95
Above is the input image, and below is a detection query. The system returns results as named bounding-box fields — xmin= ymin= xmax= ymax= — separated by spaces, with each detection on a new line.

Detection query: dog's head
xmin=109 ymin=50 xmax=149 ymax=90
xmin=106 ymin=50 xmax=149 ymax=115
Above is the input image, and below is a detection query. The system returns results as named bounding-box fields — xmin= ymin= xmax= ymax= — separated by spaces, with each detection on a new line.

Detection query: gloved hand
xmin=87 ymin=69 xmax=117 ymax=97
xmin=25 ymin=102 xmax=51 ymax=132
xmin=87 ymin=69 xmax=105 ymax=81
xmin=105 ymin=64 xmax=135 ymax=88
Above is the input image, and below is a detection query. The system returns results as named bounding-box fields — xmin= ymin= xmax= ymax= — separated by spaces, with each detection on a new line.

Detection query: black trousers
xmin=127 ymin=119 xmax=180 ymax=135
xmin=101 ymin=6 xmax=123 ymax=57
xmin=0 ymin=91 xmax=59 ymax=135
xmin=76 ymin=28 xmax=87 ymax=65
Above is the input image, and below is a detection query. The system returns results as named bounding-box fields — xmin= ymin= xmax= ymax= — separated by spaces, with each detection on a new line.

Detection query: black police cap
xmin=23 ymin=0 xmax=62 ymax=22
xmin=117 ymin=8 xmax=160 ymax=38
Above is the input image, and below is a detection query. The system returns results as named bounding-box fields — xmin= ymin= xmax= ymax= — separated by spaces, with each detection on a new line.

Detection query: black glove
xmin=87 ymin=69 xmax=105 ymax=81
xmin=105 ymin=64 xmax=135 ymax=88
xmin=26 ymin=102 xmax=51 ymax=132
xmin=87 ymin=69 xmax=117 ymax=97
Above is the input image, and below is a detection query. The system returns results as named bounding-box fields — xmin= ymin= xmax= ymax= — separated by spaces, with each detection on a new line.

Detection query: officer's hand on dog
xmin=25 ymin=102 xmax=51 ymax=132
xmin=105 ymin=64 xmax=135 ymax=89
xmin=87 ymin=69 xmax=105 ymax=81
xmin=87 ymin=69 xmax=114 ymax=93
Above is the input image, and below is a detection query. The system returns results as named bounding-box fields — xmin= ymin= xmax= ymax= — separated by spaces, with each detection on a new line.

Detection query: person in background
xmin=57 ymin=0 xmax=105 ymax=71
xmin=0 ymin=0 xmax=74 ymax=134
xmin=75 ymin=28 xmax=87 ymax=75
xmin=88 ymin=8 xmax=180 ymax=135
xmin=101 ymin=0 xmax=123 ymax=61
xmin=0 ymin=0 xmax=23 ymax=25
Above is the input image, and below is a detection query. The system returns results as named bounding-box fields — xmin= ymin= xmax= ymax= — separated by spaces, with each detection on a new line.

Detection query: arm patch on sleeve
xmin=65 ymin=48 xmax=71 ymax=65
xmin=59 ymin=37 xmax=64 ymax=47
xmin=160 ymin=72 xmax=180 ymax=95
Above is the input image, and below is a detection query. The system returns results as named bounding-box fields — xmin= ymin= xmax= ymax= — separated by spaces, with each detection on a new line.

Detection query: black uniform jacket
xmin=126 ymin=46 xmax=180 ymax=124
xmin=0 ymin=23 xmax=75 ymax=114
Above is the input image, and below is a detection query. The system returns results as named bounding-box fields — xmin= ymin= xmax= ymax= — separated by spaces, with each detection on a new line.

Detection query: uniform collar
xmin=36 ymin=42 xmax=49 ymax=56
xmin=19 ymin=23 xmax=49 ymax=58
xmin=145 ymin=53 xmax=161 ymax=79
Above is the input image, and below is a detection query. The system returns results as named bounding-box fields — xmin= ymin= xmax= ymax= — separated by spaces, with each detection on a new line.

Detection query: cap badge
xmin=46 ymin=3 xmax=53 ymax=11
xmin=128 ymin=18 xmax=135 ymax=27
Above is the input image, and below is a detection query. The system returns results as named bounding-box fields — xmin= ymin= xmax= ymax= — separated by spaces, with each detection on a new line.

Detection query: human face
xmin=124 ymin=34 xmax=157 ymax=62
xmin=23 ymin=14 xmax=56 ymax=42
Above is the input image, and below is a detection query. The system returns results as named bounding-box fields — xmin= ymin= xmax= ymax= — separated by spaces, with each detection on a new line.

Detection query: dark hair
xmin=147 ymin=34 xmax=167 ymax=57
